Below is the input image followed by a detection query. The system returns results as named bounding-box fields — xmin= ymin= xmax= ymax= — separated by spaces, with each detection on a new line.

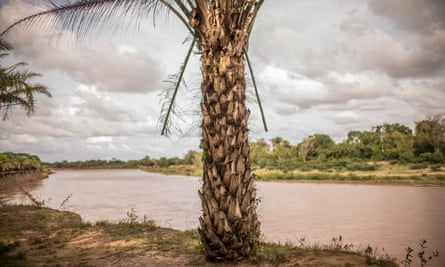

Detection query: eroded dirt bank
xmin=0 ymin=171 xmax=48 ymax=190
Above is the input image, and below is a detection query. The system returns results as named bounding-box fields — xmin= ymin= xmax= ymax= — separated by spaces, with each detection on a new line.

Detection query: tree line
xmin=46 ymin=150 xmax=204 ymax=170
xmin=44 ymin=116 xmax=445 ymax=171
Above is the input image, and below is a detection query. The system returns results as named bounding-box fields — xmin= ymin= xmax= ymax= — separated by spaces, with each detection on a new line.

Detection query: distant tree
xmin=270 ymin=137 xmax=294 ymax=168
xmin=414 ymin=116 xmax=445 ymax=154
xmin=309 ymin=134 xmax=335 ymax=159
xmin=391 ymin=130 xmax=414 ymax=155
xmin=374 ymin=123 xmax=414 ymax=160
xmin=139 ymin=156 xmax=154 ymax=167
xmin=297 ymin=137 xmax=315 ymax=162
xmin=183 ymin=150 xmax=198 ymax=165
xmin=344 ymin=130 xmax=377 ymax=159
xmin=157 ymin=157 xmax=170 ymax=168
xmin=0 ymin=39 xmax=51 ymax=120
xmin=250 ymin=139 xmax=270 ymax=168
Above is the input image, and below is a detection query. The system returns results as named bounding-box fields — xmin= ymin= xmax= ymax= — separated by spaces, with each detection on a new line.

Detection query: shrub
xmin=346 ymin=163 xmax=378 ymax=171
xmin=399 ymin=151 xmax=417 ymax=163
xmin=419 ymin=152 xmax=445 ymax=163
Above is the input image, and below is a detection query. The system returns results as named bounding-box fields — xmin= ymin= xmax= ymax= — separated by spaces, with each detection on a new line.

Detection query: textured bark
xmin=193 ymin=3 xmax=260 ymax=261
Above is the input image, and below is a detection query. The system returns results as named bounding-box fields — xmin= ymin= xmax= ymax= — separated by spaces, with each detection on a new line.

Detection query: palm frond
xmin=244 ymin=52 xmax=267 ymax=132
xmin=0 ymin=39 xmax=12 ymax=59
xmin=0 ymin=60 xmax=52 ymax=120
xmin=158 ymin=75 xmax=185 ymax=136
xmin=0 ymin=0 xmax=193 ymax=39
xmin=159 ymin=38 xmax=196 ymax=136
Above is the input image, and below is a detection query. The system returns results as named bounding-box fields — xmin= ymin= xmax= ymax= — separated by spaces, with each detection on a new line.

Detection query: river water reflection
xmin=1 ymin=169 xmax=444 ymax=265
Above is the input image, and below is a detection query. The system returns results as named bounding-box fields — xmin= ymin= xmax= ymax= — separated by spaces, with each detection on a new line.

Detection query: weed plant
xmin=402 ymin=239 xmax=440 ymax=267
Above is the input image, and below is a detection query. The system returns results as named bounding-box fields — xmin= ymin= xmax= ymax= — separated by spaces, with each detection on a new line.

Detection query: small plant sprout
xmin=402 ymin=246 xmax=413 ymax=267
xmin=418 ymin=239 xmax=440 ymax=267
xmin=402 ymin=239 xmax=440 ymax=267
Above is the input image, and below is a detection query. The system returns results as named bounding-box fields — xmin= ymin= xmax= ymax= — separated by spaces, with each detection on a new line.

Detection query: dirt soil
xmin=0 ymin=205 xmax=397 ymax=267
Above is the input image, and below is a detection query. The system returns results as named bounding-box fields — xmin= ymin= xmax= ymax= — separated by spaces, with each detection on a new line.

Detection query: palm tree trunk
xmin=196 ymin=10 xmax=260 ymax=260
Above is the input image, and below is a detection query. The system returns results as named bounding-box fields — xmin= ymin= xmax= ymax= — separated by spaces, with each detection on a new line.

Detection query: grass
xmin=139 ymin=162 xmax=445 ymax=186
xmin=249 ymin=162 xmax=445 ymax=185
xmin=0 ymin=205 xmax=399 ymax=266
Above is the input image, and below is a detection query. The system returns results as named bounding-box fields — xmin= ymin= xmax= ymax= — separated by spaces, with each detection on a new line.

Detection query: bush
xmin=399 ymin=151 xmax=417 ymax=163
xmin=430 ymin=164 xmax=443 ymax=172
xmin=256 ymin=158 xmax=268 ymax=168
xmin=346 ymin=163 xmax=378 ymax=171
xmin=419 ymin=152 xmax=445 ymax=163
xmin=299 ymin=165 xmax=313 ymax=172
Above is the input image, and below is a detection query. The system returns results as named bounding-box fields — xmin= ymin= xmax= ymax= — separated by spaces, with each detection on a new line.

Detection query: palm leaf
xmin=0 ymin=0 xmax=193 ymax=38
xmin=159 ymin=38 xmax=196 ymax=136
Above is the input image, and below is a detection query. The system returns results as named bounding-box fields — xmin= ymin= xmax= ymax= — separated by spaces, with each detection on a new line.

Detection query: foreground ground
xmin=0 ymin=205 xmax=398 ymax=267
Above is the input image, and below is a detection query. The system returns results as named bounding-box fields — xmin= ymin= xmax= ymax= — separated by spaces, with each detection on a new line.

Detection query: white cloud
xmin=86 ymin=136 xmax=114 ymax=143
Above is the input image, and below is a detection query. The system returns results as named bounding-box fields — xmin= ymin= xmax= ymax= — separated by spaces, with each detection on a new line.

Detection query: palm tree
xmin=0 ymin=1 xmax=266 ymax=260
xmin=0 ymin=39 xmax=52 ymax=120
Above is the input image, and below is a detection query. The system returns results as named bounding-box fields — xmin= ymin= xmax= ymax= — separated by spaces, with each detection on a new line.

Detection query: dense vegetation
xmin=0 ymin=152 xmax=44 ymax=175
xmin=248 ymin=119 xmax=445 ymax=172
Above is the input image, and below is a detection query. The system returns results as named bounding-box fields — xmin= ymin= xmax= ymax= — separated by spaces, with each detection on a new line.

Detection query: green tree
xmin=374 ymin=123 xmax=413 ymax=159
xmin=250 ymin=139 xmax=270 ymax=168
xmin=0 ymin=39 xmax=51 ymax=120
xmin=1 ymin=1 xmax=265 ymax=260
xmin=270 ymin=137 xmax=294 ymax=168
xmin=308 ymin=134 xmax=334 ymax=159
xmin=139 ymin=156 xmax=154 ymax=167
xmin=343 ymin=131 xmax=374 ymax=159
xmin=297 ymin=136 xmax=314 ymax=162
xmin=414 ymin=116 xmax=445 ymax=154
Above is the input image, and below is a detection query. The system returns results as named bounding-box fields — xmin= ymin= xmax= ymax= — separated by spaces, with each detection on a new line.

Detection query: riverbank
xmin=0 ymin=205 xmax=397 ymax=267
xmin=140 ymin=163 xmax=445 ymax=186
xmin=0 ymin=171 xmax=49 ymax=190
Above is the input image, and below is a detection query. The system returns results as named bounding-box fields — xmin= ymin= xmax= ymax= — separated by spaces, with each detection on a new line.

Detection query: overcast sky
xmin=1 ymin=0 xmax=444 ymax=162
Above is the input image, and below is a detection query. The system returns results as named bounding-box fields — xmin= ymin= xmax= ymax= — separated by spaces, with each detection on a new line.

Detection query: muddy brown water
xmin=1 ymin=169 xmax=444 ymax=266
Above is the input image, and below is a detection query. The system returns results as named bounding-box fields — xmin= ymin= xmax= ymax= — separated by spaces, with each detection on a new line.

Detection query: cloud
xmin=368 ymin=0 xmax=445 ymax=34
xmin=259 ymin=65 xmax=393 ymax=110
xmin=1 ymin=0 xmax=165 ymax=93
xmin=341 ymin=16 xmax=445 ymax=78
xmin=71 ymin=85 xmax=139 ymax=122
xmin=328 ymin=111 xmax=361 ymax=125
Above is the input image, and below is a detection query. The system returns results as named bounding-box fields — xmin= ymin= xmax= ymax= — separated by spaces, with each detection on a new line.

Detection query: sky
xmin=0 ymin=0 xmax=444 ymax=162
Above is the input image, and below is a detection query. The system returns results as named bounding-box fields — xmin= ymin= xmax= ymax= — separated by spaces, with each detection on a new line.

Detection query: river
xmin=1 ymin=169 xmax=444 ymax=266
